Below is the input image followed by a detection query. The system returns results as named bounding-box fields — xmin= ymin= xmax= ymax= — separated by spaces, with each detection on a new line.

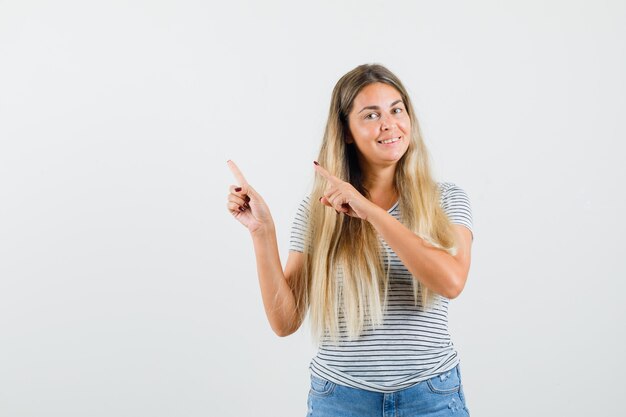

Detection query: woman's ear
xmin=345 ymin=130 xmax=354 ymax=144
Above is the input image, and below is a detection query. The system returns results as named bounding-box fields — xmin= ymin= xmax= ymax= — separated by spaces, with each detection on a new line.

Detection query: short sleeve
xmin=439 ymin=182 xmax=474 ymax=240
xmin=288 ymin=195 xmax=311 ymax=253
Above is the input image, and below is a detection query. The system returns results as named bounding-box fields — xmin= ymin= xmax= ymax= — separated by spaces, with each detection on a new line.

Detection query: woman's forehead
xmin=352 ymin=83 xmax=404 ymax=110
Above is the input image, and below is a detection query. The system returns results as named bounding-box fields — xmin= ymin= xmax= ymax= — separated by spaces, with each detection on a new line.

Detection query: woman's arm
xmin=366 ymin=207 xmax=473 ymax=299
xmin=227 ymin=160 xmax=304 ymax=337
xmin=250 ymin=226 xmax=305 ymax=337
xmin=312 ymin=162 xmax=472 ymax=299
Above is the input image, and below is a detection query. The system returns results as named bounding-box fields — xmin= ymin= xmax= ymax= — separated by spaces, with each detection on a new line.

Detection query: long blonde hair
xmin=289 ymin=64 xmax=458 ymax=346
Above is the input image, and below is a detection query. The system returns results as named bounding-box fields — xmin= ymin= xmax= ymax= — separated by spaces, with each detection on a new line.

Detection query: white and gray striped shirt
xmin=289 ymin=182 xmax=473 ymax=393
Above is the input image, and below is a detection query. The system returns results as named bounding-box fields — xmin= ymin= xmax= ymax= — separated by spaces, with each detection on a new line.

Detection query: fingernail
xmin=244 ymin=196 xmax=250 ymax=202
xmin=313 ymin=161 xmax=319 ymax=166
xmin=239 ymin=206 xmax=245 ymax=211
xmin=235 ymin=187 xmax=242 ymax=192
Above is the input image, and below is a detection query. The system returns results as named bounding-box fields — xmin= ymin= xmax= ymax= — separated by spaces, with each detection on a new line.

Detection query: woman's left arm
xmin=366 ymin=207 xmax=472 ymax=299
xmin=314 ymin=162 xmax=473 ymax=299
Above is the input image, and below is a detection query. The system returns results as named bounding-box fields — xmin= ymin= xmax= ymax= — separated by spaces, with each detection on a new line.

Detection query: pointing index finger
xmin=313 ymin=161 xmax=340 ymax=185
xmin=227 ymin=160 xmax=248 ymax=186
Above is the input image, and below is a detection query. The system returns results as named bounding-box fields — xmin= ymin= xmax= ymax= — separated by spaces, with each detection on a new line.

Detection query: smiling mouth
xmin=377 ymin=137 xmax=401 ymax=144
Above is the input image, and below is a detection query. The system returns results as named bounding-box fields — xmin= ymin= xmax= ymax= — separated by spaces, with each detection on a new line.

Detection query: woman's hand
xmin=227 ymin=160 xmax=274 ymax=234
xmin=313 ymin=161 xmax=376 ymax=221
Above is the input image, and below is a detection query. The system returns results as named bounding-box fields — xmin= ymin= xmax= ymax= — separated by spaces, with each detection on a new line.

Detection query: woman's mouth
xmin=377 ymin=137 xmax=401 ymax=145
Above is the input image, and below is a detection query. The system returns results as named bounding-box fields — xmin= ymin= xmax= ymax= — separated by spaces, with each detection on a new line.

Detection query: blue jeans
xmin=306 ymin=364 xmax=470 ymax=417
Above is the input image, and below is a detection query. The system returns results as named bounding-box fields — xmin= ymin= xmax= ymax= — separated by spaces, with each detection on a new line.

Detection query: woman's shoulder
xmin=436 ymin=181 xmax=472 ymax=212
xmin=437 ymin=181 xmax=462 ymax=193
xmin=435 ymin=181 xmax=473 ymax=230
xmin=436 ymin=181 xmax=469 ymax=198
xmin=437 ymin=182 xmax=457 ymax=204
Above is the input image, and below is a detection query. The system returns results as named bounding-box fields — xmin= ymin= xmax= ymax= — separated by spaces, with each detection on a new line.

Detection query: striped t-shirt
xmin=289 ymin=182 xmax=473 ymax=393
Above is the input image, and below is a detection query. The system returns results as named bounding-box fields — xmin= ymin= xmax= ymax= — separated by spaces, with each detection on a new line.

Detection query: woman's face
xmin=346 ymin=82 xmax=411 ymax=169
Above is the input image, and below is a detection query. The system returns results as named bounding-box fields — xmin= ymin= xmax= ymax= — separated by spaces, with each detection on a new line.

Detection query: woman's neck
xmin=361 ymin=163 xmax=398 ymax=210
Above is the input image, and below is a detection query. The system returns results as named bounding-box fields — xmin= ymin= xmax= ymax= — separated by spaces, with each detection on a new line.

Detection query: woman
xmin=226 ymin=63 xmax=473 ymax=416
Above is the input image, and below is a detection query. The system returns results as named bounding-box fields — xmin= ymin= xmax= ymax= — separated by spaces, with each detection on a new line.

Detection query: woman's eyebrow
xmin=358 ymin=99 xmax=404 ymax=114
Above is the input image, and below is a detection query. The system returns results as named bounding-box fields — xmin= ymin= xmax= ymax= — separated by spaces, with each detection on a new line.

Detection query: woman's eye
xmin=393 ymin=108 xmax=403 ymax=114
xmin=365 ymin=112 xmax=379 ymax=120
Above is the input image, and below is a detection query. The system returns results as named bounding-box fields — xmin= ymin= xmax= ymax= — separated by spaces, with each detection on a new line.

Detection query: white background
xmin=1 ymin=1 xmax=625 ymax=416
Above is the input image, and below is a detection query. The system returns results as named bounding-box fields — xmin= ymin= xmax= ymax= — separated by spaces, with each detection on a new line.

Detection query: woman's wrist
xmin=364 ymin=203 xmax=388 ymax=226
xmin=250 ymin=222 xmax=276 ymax=239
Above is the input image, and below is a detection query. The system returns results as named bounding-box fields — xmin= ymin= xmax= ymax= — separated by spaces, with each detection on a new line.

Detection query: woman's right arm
xmin=226 ymin=160 xmax=305 ymax=337
xmin=250 ymin=227 xmax=305 ymax=337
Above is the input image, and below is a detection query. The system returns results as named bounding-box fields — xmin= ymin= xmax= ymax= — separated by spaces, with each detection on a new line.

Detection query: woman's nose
xmin=380 ymin=115 xmax=394 ymax=131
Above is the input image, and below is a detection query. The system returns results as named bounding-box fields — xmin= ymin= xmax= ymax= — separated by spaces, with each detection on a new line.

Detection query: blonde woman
xmin=226 ymin=64 xmax=473 ymax=416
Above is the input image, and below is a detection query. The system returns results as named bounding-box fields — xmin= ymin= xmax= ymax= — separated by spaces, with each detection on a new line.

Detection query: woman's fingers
xmin=227 ymin=160 xmax=248 ymax=186
xmin=313 ymin=161 xmax=341 ymax=186
xmin=320 ymin=187 xmax=349 ymax=213
xmin=320 ymin=199 xmax=348 ymax=214
xmin=319 ymin=196 xmax=331 ymax=207
xmin=314 ymin=162 xmax=365 ymax=218
xmin=227 ymin=201 xmax=246 ymax=213
xmin=327 ymin=190 xmax=342 ymax=208
xmin=229 ymin=184 xmax=244 ymax=195
xmin=227 ymin=160 xmax=261 ymax=200
xmin=322 ymin=185 xmax=336 ymax=199
xmin=316 ymin=162 xmax=351 ymax=212
xmin=226 ymin=161 xmax=252 ymax=216
xmin=229 ymin=184 xmax=250 ymax=203
xmin=322 ymin=186 xmax=338 ymax=208
xmin=228 ymin=191 xmax=248 ymax=208
xmin=325 ymin=186 xmax=344 ymax=206
xmin=226 ymin=160 xmax=275 ymax=234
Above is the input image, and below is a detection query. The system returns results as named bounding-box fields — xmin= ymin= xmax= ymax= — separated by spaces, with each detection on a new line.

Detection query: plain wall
xmin=1 ymin=1 xmax=625 ymax=416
